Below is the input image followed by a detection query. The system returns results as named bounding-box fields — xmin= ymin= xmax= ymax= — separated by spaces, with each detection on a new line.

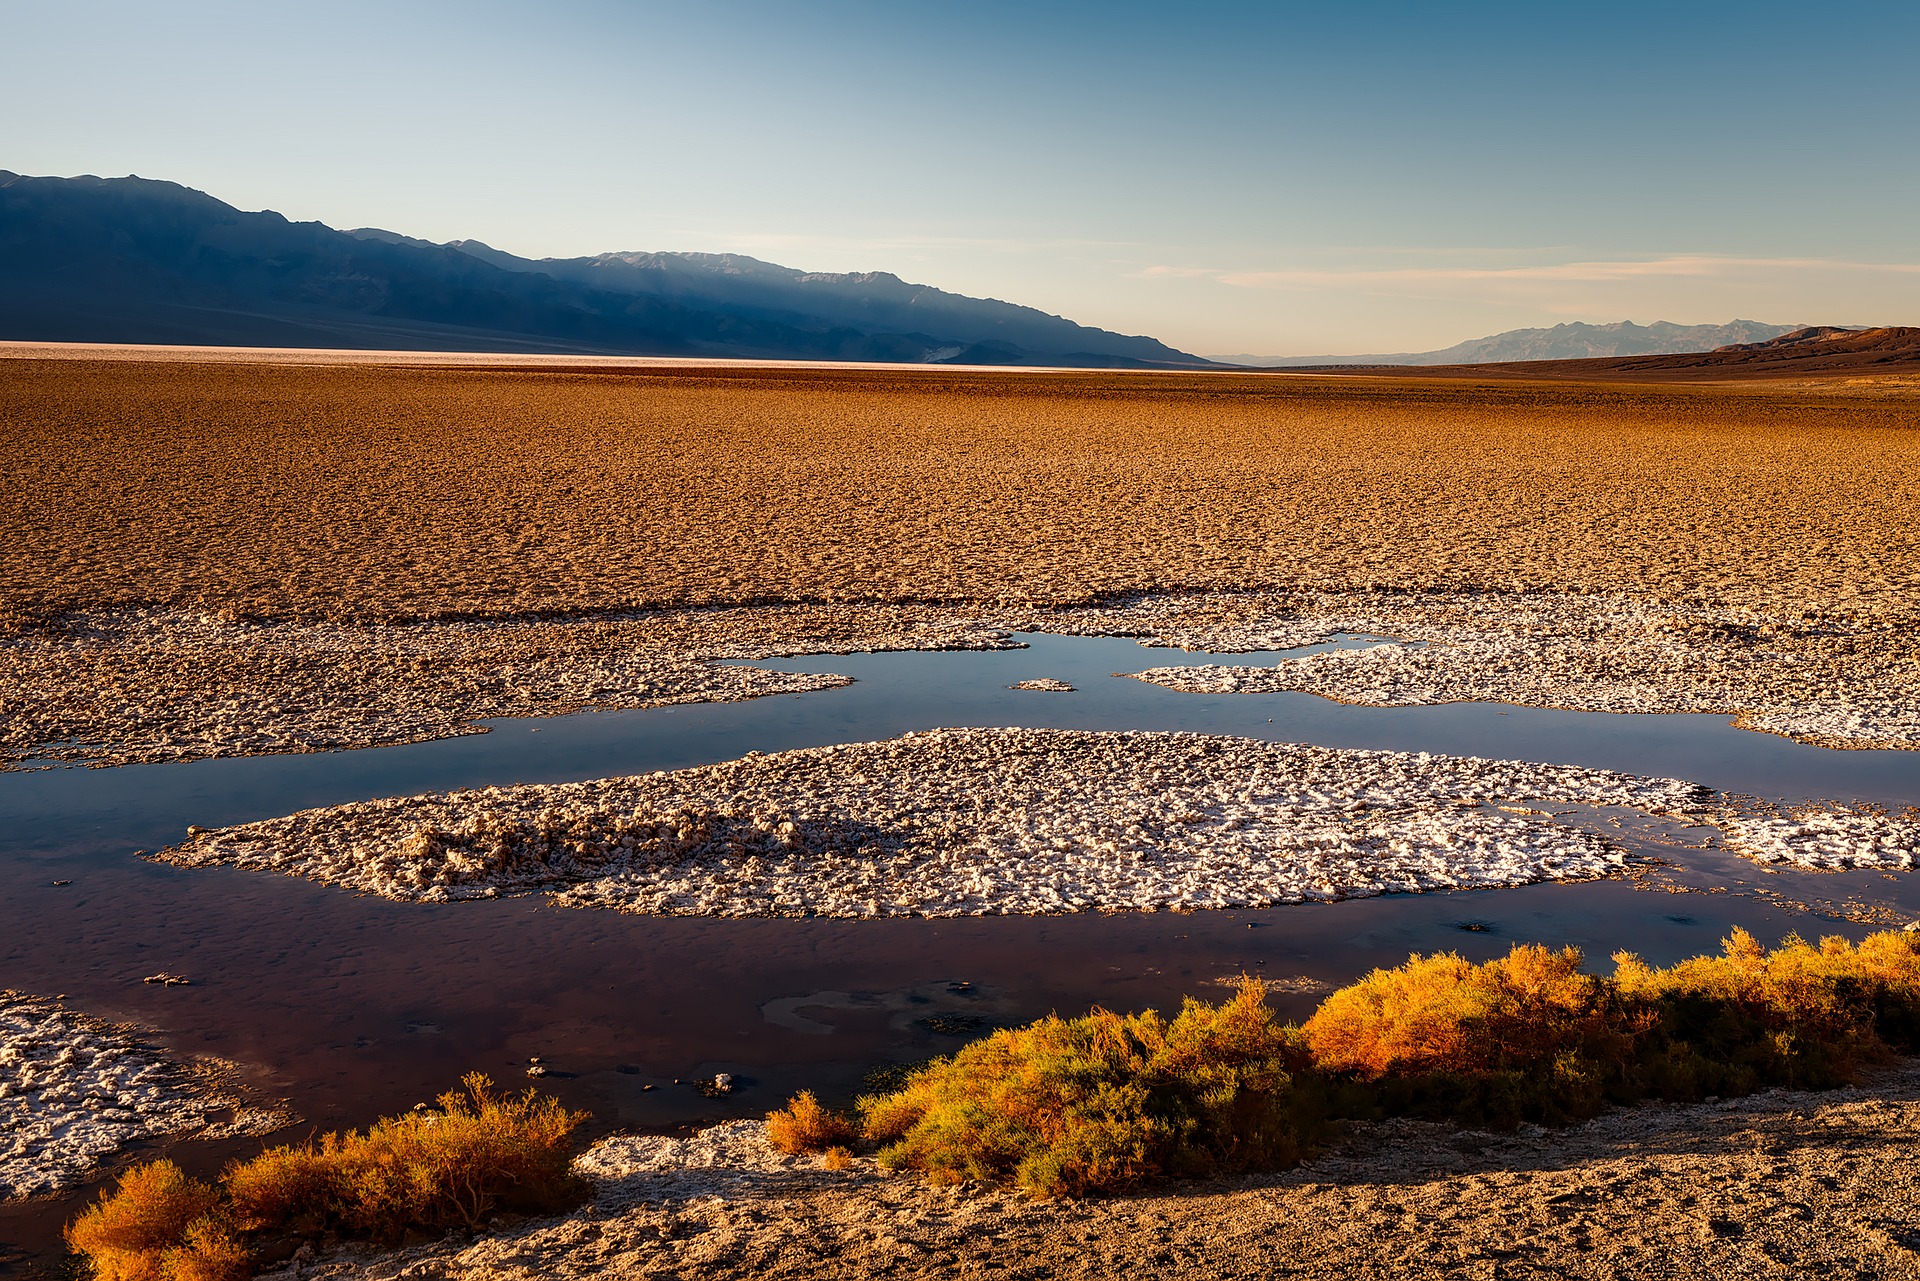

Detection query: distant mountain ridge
xmin=0 ymin=170 xmax=1207 ymax=367
xmin=1216 ymin=320 xmax=1804 ymax=367
xmin=1239 ymin=325 xmax=1920 ymax=382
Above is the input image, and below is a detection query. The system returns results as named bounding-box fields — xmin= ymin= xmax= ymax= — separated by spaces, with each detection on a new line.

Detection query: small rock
xmin=525 ymin=1064 xmax=548 ymax=1078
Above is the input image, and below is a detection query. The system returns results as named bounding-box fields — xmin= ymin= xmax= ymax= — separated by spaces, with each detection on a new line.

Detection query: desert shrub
xmin=859 ymin=979 xmax=1318 ymax=1197
xmin=219 ymin=1145 xmax=333 ymax=1237
xmin=68 ymin=1077 xmax=589 ymax=1281
xmin=1303 ymin=943 xmax=1639 ymax=1126
xmin=853 ymin=931 xmax=1920 ymax=1200
xmin=1614 ymin=927 xmax=1920 ymax=1095
xmin=65 ymin=1160 xmax=231 ymax=1281
xmin=764 ymin=1091 xmax=859 ymax=1155
xmin=227 ymin=1073 xmax=589 ymax=1244
xmin=157 ymin=1221 xmax=251 ymax=1281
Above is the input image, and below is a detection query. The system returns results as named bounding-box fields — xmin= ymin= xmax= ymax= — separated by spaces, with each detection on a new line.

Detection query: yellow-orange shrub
xmin=764 ymin=1091 xmax=858 ymax=1155
xmin=859 ymin=979 xmax=1314 ymax=1197
xmin=1614 ymin=927 xmax=1920 ymax=1093
xmin=65 ymin=1160 xmax=232 ymax=1281
xmin=227 ymin=1073 xmax=588 ymax=1244
xmin=1303 ymin=944 xmax=1625 ymax=1078
xmin=67 ymin=1076 xmax=590 ymax=1280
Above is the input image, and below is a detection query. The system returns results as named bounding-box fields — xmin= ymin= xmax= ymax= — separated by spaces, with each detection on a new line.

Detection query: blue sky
xmin=7 ymin=0 xmax=1916 ymax=354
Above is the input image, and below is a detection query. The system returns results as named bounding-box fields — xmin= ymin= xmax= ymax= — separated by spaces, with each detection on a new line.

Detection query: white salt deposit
xmin=162 ymin=729 xmax=1713 ymax=916
xmin=0 ymin=606 xmax=1014 ymax=770
xmin=0 ymin=991 xmax=284 ymax=1200
xmin=1111 ymin=590 xmax=1920 ymax=752
xmin=6 ymin=588 xmax=1917 ymax=772
xmin=1723 ymin=810 xmax=1920 ymax=870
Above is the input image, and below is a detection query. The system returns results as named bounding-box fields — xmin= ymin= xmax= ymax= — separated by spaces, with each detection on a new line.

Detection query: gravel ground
xmin=275 ymin=1062 xmax=1920 ymax=1281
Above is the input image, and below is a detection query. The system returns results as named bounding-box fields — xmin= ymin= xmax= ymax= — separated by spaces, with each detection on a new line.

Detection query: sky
xmin=6 ymin=0 xmax=1917 ymax=356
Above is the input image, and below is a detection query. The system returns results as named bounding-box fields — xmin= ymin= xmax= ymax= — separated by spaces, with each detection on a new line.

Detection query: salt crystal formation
xmin=7 ymin=588 xmax=1913 ymax=773
xmin=1723 ymin=811 xmax=1920 ymax=870
xmin=0 ymin=606 xmax=1015 ymax=771
xmin=164 ymin=729 xmax=1713 ymax=916
xmin=1 ymin=992 xmax=224 ymax=1200
xmin=1115 ymin=590 xmax=1920 ymax=752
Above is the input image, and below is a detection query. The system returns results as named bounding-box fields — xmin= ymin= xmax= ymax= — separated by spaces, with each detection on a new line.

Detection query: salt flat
xmin=5 ymin=356 xmax=1917 ymax=628
xmin=6 ymin=350 xmax=1919 ymax=1269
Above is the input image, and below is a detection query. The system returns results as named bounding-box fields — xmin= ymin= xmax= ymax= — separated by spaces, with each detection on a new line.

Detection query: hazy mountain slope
xmin=0 ymin=171 xmax=1207 ymax=366
xmin=436 ymin=244 xmax=1195 ymax=365
xmin=1260 ymin=326 xmax=1920 ymax=382
xmin=1219 ymin=320 xmax=1802 ymax=367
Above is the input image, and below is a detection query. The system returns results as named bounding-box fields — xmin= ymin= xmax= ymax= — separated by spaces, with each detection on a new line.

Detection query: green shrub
xmin=857 ymin=979 xmax=1319 ymax=1197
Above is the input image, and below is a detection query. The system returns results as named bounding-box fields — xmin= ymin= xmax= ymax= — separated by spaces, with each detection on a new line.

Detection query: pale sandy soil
xmin=279 ymin=1063 xmax=1920 ymax=1280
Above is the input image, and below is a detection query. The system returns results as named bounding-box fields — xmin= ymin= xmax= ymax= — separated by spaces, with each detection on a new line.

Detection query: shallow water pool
xmin=3 ymin=631 xmax=1916 ymax=1254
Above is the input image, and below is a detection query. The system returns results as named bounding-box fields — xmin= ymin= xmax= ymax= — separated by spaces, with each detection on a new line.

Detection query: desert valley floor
xmin=4 ymin=345 xmax=1920 ymax=1278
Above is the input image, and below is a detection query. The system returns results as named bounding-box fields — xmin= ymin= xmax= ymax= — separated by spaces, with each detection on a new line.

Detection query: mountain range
xmin=1213 ymin=320 xmax=1805 ymax=367
xmin=0 ymin=170 xmax=1205 ymax=367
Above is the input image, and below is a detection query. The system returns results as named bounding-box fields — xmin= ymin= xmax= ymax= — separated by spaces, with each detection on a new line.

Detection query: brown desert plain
xmin=4 ymin=351 xmax=1919 ymax=626
xmin=6 ymin=344 xmax=1920 ymax=1279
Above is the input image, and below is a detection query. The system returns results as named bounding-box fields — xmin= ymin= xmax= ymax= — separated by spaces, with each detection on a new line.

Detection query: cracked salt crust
xmin=160 ymin=729 xmax=1713 ymax=916
xmin=5 ymin=588 xmax=1916 ymax=774
xmin=0 ymin=606 xmax=1016 ymax=771
xmin=0 ymin=991 xmax=288 ymax=1201
xmin=1107 ymin=590 xmax=1920 ymax=753
xmin=1722 ymin=811 xmax=1920 ymax=870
